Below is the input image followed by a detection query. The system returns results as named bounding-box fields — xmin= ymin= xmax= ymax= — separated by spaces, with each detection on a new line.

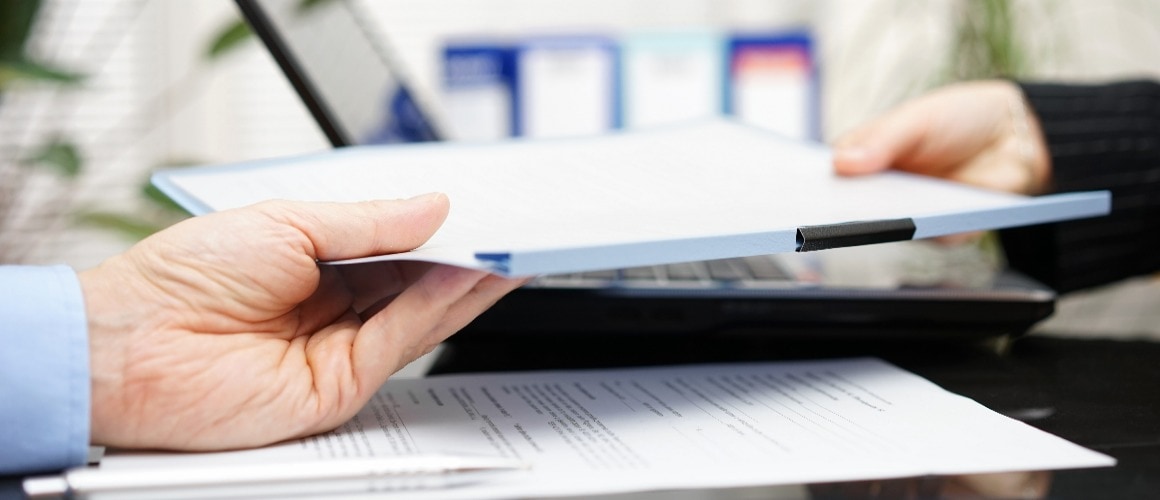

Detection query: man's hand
xmin=833 ymin=80 xmax=1053 ymax=196
xmin=79 ymin=194 xmax=525 ymax=451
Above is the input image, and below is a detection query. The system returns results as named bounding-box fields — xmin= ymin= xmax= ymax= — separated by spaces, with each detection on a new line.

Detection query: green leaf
xmin=0 ymin=0 xmax=41 ymax=60
xmin=74 ymin=211 xmax=166 ymax=241
xmin=202 ymin=0 xmax=333 ymax=62
xmin=296 ymin=0 xmax=336 ymax=13
xmin=204 ymin=19 xmax=252 ymax=61
xmin=0 ymin=57 xmax=83 ymax=89
xmin=23 ymin=139 xmax=82 ymax=177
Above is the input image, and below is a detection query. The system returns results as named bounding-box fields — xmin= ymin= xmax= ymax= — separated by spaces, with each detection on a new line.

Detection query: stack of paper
xmin=97 ymin=358 xmax=1113 ymax=499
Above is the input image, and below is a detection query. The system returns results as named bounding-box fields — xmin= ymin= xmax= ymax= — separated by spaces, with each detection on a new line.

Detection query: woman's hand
xmin=833 ymin=80 xmax=1052 ymax=196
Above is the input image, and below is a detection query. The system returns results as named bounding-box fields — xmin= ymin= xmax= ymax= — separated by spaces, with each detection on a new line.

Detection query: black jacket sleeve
xmin=1001 ymin=80 xmax=1160 ymax=293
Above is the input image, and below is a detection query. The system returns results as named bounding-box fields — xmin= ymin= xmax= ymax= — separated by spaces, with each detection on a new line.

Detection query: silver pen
xmin=23 ymin=454 xmax=530 ymax=499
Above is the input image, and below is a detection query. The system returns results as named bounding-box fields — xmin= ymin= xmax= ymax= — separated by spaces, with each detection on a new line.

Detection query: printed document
xmin=99 ymin=358 xmax=1113 ymax=499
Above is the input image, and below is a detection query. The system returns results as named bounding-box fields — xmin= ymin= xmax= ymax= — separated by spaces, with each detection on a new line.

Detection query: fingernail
xmin=834 ymin=146 xmax=872 ymax=162
xmin=407 ymin=192 xmax=444 ymax=202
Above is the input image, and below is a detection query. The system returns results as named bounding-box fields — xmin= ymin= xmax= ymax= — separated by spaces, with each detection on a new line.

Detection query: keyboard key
xmin=705 ymin=259 xmax=747 ymax=281
xmin=578 ymin=269 xmax=618 ymax=281
xmin=622 ymin=266 xmax=658 ymax=281
xmin=742 ymin=255 xmax=792 ymax=281
xmin=662 ymin=262 xmax=704 ymax=281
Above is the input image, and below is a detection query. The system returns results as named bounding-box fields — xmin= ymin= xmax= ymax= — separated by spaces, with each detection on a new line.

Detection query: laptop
xmin=234 ymin=0 xmax=1056 ymax=339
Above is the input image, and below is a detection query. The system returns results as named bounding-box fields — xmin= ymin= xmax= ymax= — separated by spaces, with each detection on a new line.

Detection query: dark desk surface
xmin=4 ymin=334 xmax=1158 ymax=499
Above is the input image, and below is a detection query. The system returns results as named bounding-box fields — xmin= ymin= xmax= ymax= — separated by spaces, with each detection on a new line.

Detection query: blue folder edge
xmin=475 ymin=191 xmax=1110 ymax=277
xmin=152 ymin=173 xmax=214 ymax=216
xmin=152 ymin=163 xmax=1111 ymax=278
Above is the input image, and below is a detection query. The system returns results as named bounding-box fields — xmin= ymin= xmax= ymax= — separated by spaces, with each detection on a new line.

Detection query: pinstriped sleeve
xmin=1001 ymin=81 xmax=1160 ymax=293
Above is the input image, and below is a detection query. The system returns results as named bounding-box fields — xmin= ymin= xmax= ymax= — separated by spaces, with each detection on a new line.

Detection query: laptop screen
xmin=236 ymin=0 xmax=441 ymax=146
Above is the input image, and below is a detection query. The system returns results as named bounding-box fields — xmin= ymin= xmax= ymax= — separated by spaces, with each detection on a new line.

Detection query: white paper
xmin=154 ymin=119 xmax=1109 ymax=276
xmin=99 ymin=358 xmax=1112 ymax=499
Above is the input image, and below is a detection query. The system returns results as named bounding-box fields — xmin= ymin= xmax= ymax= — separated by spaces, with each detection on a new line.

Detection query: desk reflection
xmin=541 ymin=470 xmax=1051 ymax=500
xmin=810 ymin=471 xmax=1051 ymax=499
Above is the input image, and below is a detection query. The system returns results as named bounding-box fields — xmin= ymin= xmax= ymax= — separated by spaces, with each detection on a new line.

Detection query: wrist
xmin=79 ymin=260 xmax=150 ymax=445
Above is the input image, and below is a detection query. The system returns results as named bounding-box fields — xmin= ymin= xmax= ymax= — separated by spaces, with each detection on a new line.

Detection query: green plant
xmin=0 ymin=1 xmax=82 ymax=87
xmin=945 ymin=0 xmax=1025 ymax=81
xmin=79 ymin=0 xmax=340 ymax=243
xmin=0 ymin=0 xmax=87 ymax=263
xmin=2 ymin=0 xmax=191 ymax=246
xmin=73 ymin=161 xmax=194 ymax=242
xmin=204 ymin=0 xmax=336 ymax=60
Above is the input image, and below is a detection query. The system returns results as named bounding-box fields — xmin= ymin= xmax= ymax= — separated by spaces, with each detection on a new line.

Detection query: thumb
xmin=262 ymin=192 xmax=450 ymax=261
xmin=832 ymin=100 xmax=930 ymax=177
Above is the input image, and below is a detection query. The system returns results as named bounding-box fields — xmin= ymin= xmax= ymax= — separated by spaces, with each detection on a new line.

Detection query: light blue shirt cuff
xmin=0 ymin=265 xmax=90 ymax=475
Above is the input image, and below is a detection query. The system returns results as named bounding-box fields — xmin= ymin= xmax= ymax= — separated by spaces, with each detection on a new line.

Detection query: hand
xmin=832 ymin=80 xmax=1053 ymax=196
xmin=79 ymin=194 xmax=526 ymax=451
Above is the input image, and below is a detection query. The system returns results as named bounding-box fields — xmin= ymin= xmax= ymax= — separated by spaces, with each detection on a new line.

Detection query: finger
xmin=304 ymin=273 xmax=516 ymax=436
xmin=292 ymin=265 xmax=356 ymax=339
xmin=354 ymin=274 xmax=526 ymax=381
xmin=422 ymin=275 xmax=529 ymax=348
xmin=832 ymin=100 xmax=932 ymax=177
xmin=258 ymin=192 xmax=451 ymax=261
xmin=350 ymin=265 xmax=491 ymax=394
xmin=351 ymin=274 xmax=524 ymax=361
xmin=338 ymin=260 xmax=436 ymax=313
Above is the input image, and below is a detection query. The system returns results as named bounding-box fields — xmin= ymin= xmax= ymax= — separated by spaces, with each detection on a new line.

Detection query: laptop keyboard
xmin=532 ymin=255 xmax=797 ymax=288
